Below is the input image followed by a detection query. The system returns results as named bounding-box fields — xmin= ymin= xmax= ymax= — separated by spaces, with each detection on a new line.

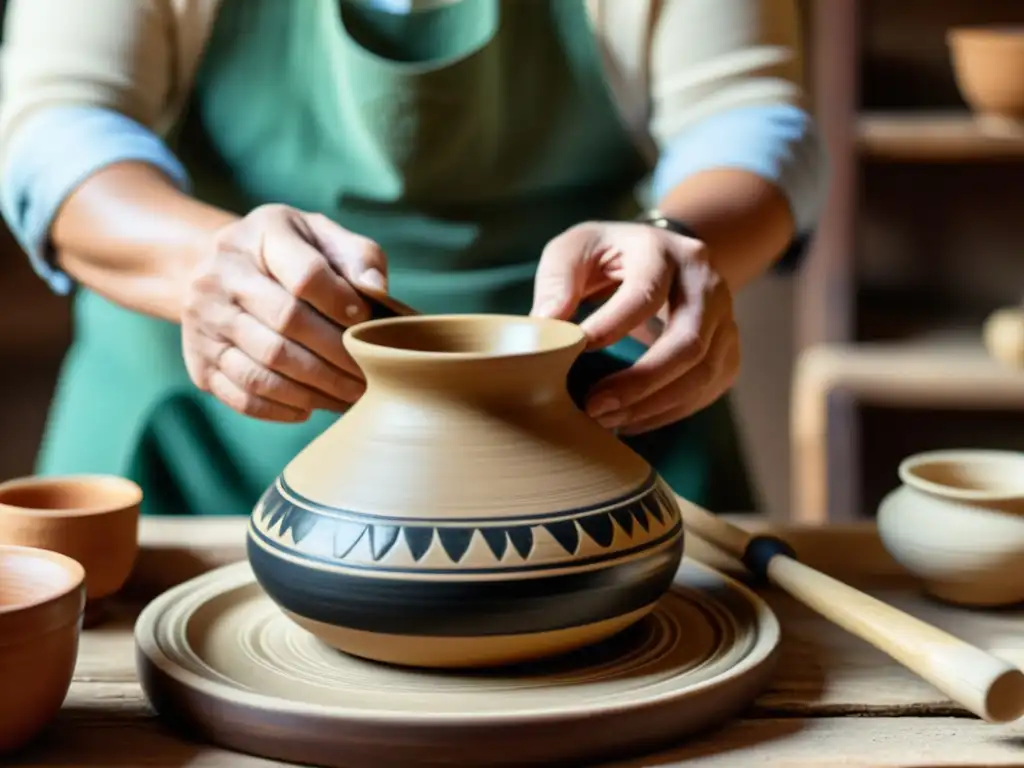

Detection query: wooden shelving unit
xmin=793 ymin=1 xmax=1024 ymax=523
xmin=858 ymin=112 xmax=1024 ymax=162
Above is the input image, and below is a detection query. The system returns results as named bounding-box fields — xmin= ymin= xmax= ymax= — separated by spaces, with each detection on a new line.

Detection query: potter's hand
xmin=182 ymin=204 xmax=387 ymax=422
xmin=530 ymin=221 xmax=738 ymax=435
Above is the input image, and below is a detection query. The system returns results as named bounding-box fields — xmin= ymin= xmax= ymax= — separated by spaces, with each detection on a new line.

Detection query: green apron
xmin=35 ymin=0 xmax=754 ymax=515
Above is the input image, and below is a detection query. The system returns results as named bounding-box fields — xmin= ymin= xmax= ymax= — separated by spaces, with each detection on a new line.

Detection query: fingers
xmin=207 ymin=370 xmax=312 ymax=423
xmin=217 ymin=346 xmax=352 ymax=412
xmin=618 ymin=323 xmax=740 ymax=435
xmin=305 ymin=213 xmax=389 ymax=293
xmin=259 ymin=212 xmax=376 ymax=327
xmin=234 ymin=268 xmax=362 ymax=378
xmin=530 ymin=223 xmax=602 ymax=321
xmin=228 ymin=312 xmax=365 ymax=403
xmin=586 ymin=287 xmax=737 ymax=432
xmin=576 ymin=245 xmax=674 ymax=350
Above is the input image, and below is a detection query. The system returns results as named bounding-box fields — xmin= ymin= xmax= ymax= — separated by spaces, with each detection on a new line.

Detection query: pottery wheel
xmin=136 ymin=559 xmax=780 ymax=767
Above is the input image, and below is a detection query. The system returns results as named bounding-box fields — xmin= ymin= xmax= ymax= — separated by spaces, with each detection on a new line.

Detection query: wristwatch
xmin=633 ymin=210 xmax=701 ymax=241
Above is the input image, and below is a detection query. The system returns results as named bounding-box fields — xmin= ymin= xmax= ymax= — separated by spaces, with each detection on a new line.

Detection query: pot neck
xmin=353 ymin=347 xmax=581 ymax=405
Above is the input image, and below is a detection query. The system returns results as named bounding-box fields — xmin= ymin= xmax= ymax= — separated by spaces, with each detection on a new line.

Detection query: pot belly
xmin=247 ymin=473 xmax=684 ymax=668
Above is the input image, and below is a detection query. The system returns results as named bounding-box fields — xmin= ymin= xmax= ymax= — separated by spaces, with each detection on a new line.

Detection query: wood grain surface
xmin=9 ymin=515 xmax=1024 ymax=767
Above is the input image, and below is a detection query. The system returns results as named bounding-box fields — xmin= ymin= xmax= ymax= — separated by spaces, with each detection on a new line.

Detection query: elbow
xmin=651 ymin=103 xmax=831 ymax=273
xmin=0 ymin=105 xmax=192 ymax=295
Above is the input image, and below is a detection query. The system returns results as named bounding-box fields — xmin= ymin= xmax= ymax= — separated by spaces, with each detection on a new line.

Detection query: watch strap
xmin=633 ymin=210 xmax=701 ymax=240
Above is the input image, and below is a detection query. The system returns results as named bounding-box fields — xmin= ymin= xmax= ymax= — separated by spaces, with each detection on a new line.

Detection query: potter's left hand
xmin=530 ymin=221 xmax=739 ymax=435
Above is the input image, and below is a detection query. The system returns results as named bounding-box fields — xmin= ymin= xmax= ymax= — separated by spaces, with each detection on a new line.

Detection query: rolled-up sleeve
xmin=645 ymin=0 xmax=828 ymax=270
xmin=651 ymin=103 xmax=826 ymax=237
xmin=0 ymin=0 xmax=180 ymax=293
xmin=0 ymin=107 xmax=191 ymax=294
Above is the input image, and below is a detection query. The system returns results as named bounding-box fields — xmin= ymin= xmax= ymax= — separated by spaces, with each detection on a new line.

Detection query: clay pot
xmin=878 ymin=450 xmax=1024 ymax=607
xmin=0 ymin=475 xmax=141 ymax=626
xmin=0 ymin=544 xmax=85 ymax=754
xmin=248 ymin=314 xmax=684 ymax=668
xmin=948 ymin=26 xmax=1024 ymax=126
xmin=982 ymin=306 xmax=1024 ymax=367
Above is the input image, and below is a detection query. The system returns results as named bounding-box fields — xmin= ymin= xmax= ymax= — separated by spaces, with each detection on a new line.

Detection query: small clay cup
xmin=877 ymin=450 xmax=1024 ymax=607
xmin=0 ymin=475 xmax=141 ymax=626
xmin=948 ymin=26 xmax=1024 ymax=128
xmin=0 ymin=544 xmax=85 ymax=754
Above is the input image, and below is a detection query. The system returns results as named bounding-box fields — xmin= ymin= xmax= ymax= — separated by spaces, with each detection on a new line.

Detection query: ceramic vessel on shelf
xmin=877 ymin=449 xmax=1024 ymax=607
xmin=982 ymin=306 xmax=1024 ymax=367
xmin=0 ymin=475 xmax=141 ymax=626
xmin=0 ymin=544 xmax=85 ymax=754
xmin=948 ymin=26 xmax=1024 ymax=129
xmin=247 ymin=314 xmax=685 ymax=668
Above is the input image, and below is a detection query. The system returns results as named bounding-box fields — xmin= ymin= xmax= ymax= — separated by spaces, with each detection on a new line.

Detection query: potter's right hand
xmin=181 ymin=204 xmax=387 ymax=422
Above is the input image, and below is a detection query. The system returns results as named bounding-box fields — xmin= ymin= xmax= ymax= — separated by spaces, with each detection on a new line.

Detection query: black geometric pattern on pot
xmin=544 ymin=519 xmax=581 ymax=555
xmin=507 ymin=526 xmax=533 ymax=559
xmin=611 ymin=506 xmax=635 ymax=537
xmin=275 ymin=471 xmax=659 ymax=525
xmin=579 ymin=512 xmax=616 ymax=548
xmin=370 ymin=525 xmax=400 ymax=561
xmin=403 ymin=527 xmax=434 ymax=561
xmin=481 ymin=528 xmax=508 ymax=560
xmin=256 ymin=475 xmax=677 ymax=565
xmin=437 ymin=528 xmax=474 ymax=562
xmin=251 ymin=516 xmax=683 ymax=577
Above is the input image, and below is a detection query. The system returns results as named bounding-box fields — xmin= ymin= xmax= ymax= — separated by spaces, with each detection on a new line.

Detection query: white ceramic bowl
xmin=877 ymin=449 xmax=1024 ymax=607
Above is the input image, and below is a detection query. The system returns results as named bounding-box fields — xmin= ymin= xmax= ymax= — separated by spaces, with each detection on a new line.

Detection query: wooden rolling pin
xmin=678 ymin=497 xmax=1024 ymax=723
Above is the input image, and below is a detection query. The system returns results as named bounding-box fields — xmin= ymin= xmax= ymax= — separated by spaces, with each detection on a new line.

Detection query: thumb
xmin=530 ymin=224 xmax=600 ymax=320
xmin=305 ymin=213 xmax=388 ymax=292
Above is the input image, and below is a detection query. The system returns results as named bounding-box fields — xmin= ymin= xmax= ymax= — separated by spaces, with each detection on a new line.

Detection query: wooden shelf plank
xmin=795 ymin=327 xmax=1024 ymax=409
xmin=858 ymin=112 xmax=1024 ymax=162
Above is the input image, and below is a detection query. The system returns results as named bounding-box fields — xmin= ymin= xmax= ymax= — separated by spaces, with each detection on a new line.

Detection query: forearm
xmin=52 ymin=162 xmax=236 ymax=323
xmin=650 ymin=103 xmax=828 ymax=292
xmin=658 ymin=167 xmax=795 ymax=292
xmin=0 ymin=105 xmax=237 ymax=323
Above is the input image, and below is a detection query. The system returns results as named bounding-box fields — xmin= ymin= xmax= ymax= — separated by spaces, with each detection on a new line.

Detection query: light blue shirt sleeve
xmin=0 ymin=106 xmax=191 ymax=295
xmin=651 ymin=103 xmax=828 ymax=242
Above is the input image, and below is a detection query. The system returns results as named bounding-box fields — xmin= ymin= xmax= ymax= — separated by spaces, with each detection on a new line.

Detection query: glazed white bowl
xmin=877 ymin=449 xmax=1024 ymax=607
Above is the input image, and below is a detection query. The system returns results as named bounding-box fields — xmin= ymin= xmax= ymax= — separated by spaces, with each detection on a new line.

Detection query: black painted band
xmin=741 ymin=535 xmax=797 ymax=582
xmin=247 ymin=533 xmax=683 ymax=638
xmin=249 ymin=517 xmax=683 ymax=575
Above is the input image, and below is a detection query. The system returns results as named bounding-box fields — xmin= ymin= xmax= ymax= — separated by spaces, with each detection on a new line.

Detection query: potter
xmin=248 ymin=314 xmax=685 ymax=666
xmin=0 ymin=0 xmax=824 ymax=523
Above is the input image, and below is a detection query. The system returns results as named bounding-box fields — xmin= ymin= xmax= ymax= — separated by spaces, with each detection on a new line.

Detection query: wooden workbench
xmin=8 ymin=515 xmax=1024 ymax=767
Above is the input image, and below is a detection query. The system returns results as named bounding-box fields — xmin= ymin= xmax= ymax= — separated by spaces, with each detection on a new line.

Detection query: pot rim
xmin=343 ymin=314 xmax=587 ymax=363
xmin=897 ymin=449 xmax=1024 ymax=502
xmin=0 ymin=474 xmax=142 ymax=518
xmin=0 ymin=544 xmax=85 ymax=643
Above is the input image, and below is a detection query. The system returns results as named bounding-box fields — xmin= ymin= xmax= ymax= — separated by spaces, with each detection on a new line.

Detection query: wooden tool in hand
xmin=677 ymin=496 xmax=1024 ymax=723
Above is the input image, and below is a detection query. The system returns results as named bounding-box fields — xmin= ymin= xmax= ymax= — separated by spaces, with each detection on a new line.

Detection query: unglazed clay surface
xmin=0 ymin=545 xmax=85 ymax=754
xmin=949 ymin=27 xmax=1024 ymax=122
xmin=0 ymin=475 xmax=140 ymax=625
xmin=878 ymin=449 xmax=1024 ymax=607
xmin=247 ymin=315 xmax=685 ymax=667
xmin=135 ymin=558 xmax=779 ymax=767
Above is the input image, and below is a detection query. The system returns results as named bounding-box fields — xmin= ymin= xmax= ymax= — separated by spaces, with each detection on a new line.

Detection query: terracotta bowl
xmin=877 ymin=450 xmax=1024 ymax=607
xmin=948 ymin=26 xmax=1024 ymax=125
xmin=0 ymin=544 xmax=85 ymax=754
xmin=0 ymin=475 xmax=141 ymax=626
